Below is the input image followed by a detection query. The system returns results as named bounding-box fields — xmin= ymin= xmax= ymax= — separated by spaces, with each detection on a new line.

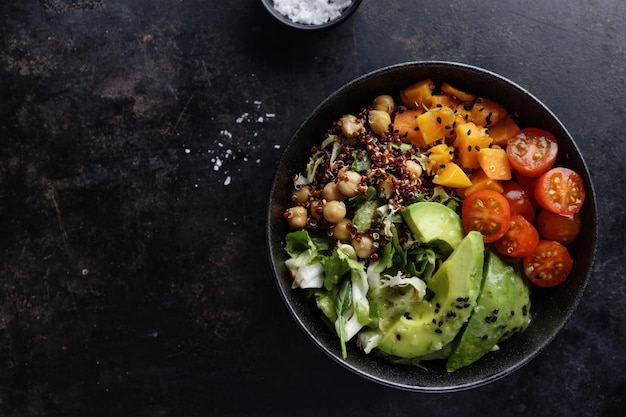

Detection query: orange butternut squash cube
xmin=401 ymin=79 xmax=435 ymax=108
xmin=433 ymin=162 xmax=472 ymax=188
xmin=393 ymin=109 xmax=425 ymax=147
xmin=471 ymin=98 xmax=508 ymax=127
xmin=487 ymin=114 xmax=521 ymax=146
xmin=477 ymin=147 xmax=512 ymax=180
xmin=454 ymin=122 xmax=493 ymax=169
xmin=459 ymin=169 xmax=504 ymax=197
xmin=427 ymin=144 xmax=455 ymax=174
xmin=429 ymin=94 xmax=462 ymax=109
xmin=416 ymin=106 xmax=456 ymax=146
xmin=441 ymin=82 xmax=476 ymax=102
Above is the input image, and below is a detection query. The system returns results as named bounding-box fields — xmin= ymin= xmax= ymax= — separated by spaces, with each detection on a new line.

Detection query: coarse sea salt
xmin=272 ymin=0 xmax=353 ymax=25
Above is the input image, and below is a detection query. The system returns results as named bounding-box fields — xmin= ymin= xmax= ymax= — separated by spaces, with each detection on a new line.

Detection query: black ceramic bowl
xmin=261 ymin=0 xmax=362 ymax=30
xmin=267 ymin=61 xmax=597 ymax=392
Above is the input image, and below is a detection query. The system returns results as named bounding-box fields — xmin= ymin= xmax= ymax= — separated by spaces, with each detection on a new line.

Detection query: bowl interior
xmin=261 ymin=0 xmax=362 ymax=30
xmin=267 ymin=61 xmax=597 ymax=392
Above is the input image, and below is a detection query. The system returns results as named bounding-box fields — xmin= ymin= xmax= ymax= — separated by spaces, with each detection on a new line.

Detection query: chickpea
xmin=309 ymin=200 xmax=324 ymax=220
xmin=378 ymin=175 xmax=395 ymax=200
xmin=372 ymin=94 xmax=395 ymax=114
xmin=337 ymin=169 xmax=362 ymax=197
xmin=405 ymin=160 xmax=423 ymax=181
xmin=339 ymin=114 xmax=363 ymax=137
xmin=323 ymin=200 xmax=346 ymax=224
xmin=284 ymin=206 xmax=307 ymax=229
xmin=322 ymin=182 xmax=343 ymax=201
xmin=352 ymin=234 xmax=376 ymax=259
xmin=291 ymin=185 xmax=311 ymax=204
xmin=332 ymin=218 xmax=352 ymax=241
xmin=368 ymin=110 xmax=392 ymax=137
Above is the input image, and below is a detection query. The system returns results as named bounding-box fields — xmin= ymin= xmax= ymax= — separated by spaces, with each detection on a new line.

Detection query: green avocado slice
xmin=376 ymin=231 xmax=484 ymax=359
xmin=402 ymin=201 xmax=465 ymax=256
xmin=446 ymin=250 xmax=531 ymax=372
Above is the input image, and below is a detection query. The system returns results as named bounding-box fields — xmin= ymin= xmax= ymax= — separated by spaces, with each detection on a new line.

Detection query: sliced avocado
xmin=377 ymin=231 xmax=484 ymax=359
xmin=446 ymin=250 xmax=531 ymax=372
xmin=402 ymin=202 xmax=464 ymax=256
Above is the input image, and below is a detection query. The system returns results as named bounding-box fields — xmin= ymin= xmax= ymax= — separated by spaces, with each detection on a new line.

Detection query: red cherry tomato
xmin=534 ymin=167 xmax=586 ymax=216
xmin=502 ymin=181 xmax=536 ymax=223
xmin=462 ymin=189 xmax=511 ymax=243
xmin=514 ymin=173 xmax=540 ymax=211
xmin=506 ymin=128 xmax=558 ymax=177
xmin=536 ymin=209 xmax=582 ymax=245
xmin=495 ymin=213 xmax=539 ymax=258
xmin=523 ymin=240 xmax=573 ymax=287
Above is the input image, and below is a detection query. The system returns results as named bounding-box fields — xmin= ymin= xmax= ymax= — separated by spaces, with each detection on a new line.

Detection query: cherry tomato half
xmin=495 ymin=213 xmax=539 ymax=258
xmin=534 ymin=167 xmax=586 ymax=216
xmin=536 ymin=209 xmax=582 ymax=245
xmin=506 ymin=128 xmax=558 ymax=177
xmin=514 ymin=172 xmax=541 ymax=211
xmin=502 ymin=181 xmax=536 ymax=223
xmin=523 ymin=240 xmax=573 ymax=287
xmin=462 ymin=189 xmax=511 ymax=243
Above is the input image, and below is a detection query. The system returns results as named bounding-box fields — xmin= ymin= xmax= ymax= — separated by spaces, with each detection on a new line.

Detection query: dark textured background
xmin=0 ymin=0 xmax=624 ymax=416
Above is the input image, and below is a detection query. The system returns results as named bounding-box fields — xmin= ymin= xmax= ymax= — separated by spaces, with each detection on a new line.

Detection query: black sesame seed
xmin=463 ymin=303 xmax=470 ymax=308
xmin=396 ymin=334 xmax=401 ymax=340
xmin=404 ymin=312 xmax=413 ymax=320
xmin=493 ymin=308 xmax=499 ymax=314
xmin=485 ymin=316 xmax=492 ymax=323
xmin=432 ymin=318 xmax=437 ymax=324
xmin=475 ymin=145 xmax=480 ymax=151
xmin=436 ymin=117 xmax=442 ymax=124
xmin=456 ymin=297 xmax=464 ymax=302
xmin=467 ymin=145 xmax=472 ymax=152
xmin=510 ymin=310 xmax=515 ymax=316
xmin=435 ymin=329 xmax=443 ymax=334
xmin=481 ymin=335 xmax=488 ymax=340
xmin=467 ymin=129 xmax=472 ymax=135
xmin=438 ymin=321 xmax=443 ymax=327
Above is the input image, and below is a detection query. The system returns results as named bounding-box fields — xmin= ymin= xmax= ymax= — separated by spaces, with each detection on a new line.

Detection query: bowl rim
xmin=260 ymin=0 xmax=363 ymax=30
xmin=266 ymin=60 xmax=598 ymax=392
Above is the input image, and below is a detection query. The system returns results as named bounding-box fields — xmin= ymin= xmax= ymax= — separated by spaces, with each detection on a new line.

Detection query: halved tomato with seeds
xmin=461 ymin=189 xmax=511 ymax=243
xmin=523 ymin=240 xmax=573 ymax=287
xmin=495 ymin=213 xmax=539 ymax=258
xmin=534 ymin=167 xmax=586 ymax=216
xmin=506 ymin=128 xmax=558 ymax=177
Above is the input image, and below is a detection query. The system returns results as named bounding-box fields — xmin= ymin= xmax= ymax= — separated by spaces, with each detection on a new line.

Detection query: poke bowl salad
xmin=267 ymin=62 xmax=596 ymax=391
